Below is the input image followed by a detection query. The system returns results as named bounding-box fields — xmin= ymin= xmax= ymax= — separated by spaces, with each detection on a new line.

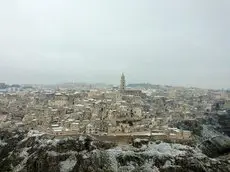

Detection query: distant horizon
xmin=1 ymin=80 xmax=227 ymax=90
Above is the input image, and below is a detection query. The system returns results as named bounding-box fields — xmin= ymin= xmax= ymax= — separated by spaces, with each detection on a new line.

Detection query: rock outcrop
xmin=1 ymin=129 xmax=230 ymax=172
xmin=173 ymin=118 xmax=230 ymax=158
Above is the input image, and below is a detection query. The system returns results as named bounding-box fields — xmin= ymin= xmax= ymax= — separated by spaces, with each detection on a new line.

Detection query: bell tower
xmin=120 ymin=73 xmax=126 ymax=92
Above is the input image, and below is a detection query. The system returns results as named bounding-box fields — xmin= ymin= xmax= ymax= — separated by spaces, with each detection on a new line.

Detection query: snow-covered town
xmin=1 ymin=74 xmax=230 ymax=171
xmin=1 ymin=74 xmax=230 ymax=144
xmin=1 ymin=0 xmax=230 ymax=171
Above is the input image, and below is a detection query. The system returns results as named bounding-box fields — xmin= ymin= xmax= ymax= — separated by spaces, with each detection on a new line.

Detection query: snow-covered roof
xmin=95 ymin=100 xmax=102 ymax=104
xmin=87 ymin=123 xmax=93 ymax=127
xmin=170 ymin=133 xmax=176 ymax=136
xmin=15 ymin=122 xmax=24 ymax=125
xmin=83 ymin=120 xmax=89 ymax=122
xmin=71 ymin=122 xmax=79 ymax=125
xmin=183 ymin=130 xmax=191 ymax=133
xmin=151 ymin=133 xmax=165 ymax=136
xmin=55 ymin=93 xmax=62 ymax=96
xmin=75 ymin=104 xmax=84 ymax=107
xmin=53 ymin=127 xmax=63 ymax=132
xmin=67 ymin=118 xmax=74 ymax=122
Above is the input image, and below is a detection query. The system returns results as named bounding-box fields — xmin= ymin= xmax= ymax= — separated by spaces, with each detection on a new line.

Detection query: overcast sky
xmin=0 ymin=0 xmax=229 ymax=89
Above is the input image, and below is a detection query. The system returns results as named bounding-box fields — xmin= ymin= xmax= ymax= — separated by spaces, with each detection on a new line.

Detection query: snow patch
xmin=38 ymin=138 xmax=60 ymax=148
xmin=0 ymin=139 xmax=7 ymax=146
xmin=27 ymin=130 xmax=44 ymax=137
xmin=13 ymin=134 xmax=19 ymax=138
xmin=142 ymin=142 xmax=187 ymax=158
xmin=118 ymin=165 xmax=135 ymax=172
xmin=47 ymin=150 xmax=78 ymax=157
xmin=59 ymin=158 xmax=76 ymax=172
xmin=19 ymin=147 xmax=30 ymax=158
xmin=134 ymin=138 xmax=141 ymax=142
xmin=14 ymin=148 xmax=32 ymax=172
xmin=163 ymin=160 xmax=172 ymax=168
xmin=18 ymin=137 xmax=29 ymax=145
xmin=79 ymin=135 xmax=86 ymax=142
xmin=171 ymin=144 xmax=188 ymax=150
xmin=106 ymin=147 xmax=123 ymax=157
xmin=47 ymin=151 xmax=59 ymax=157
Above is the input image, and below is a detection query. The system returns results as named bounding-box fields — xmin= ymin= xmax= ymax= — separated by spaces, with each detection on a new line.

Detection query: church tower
xmin=120 ymin=73 xmax=126 ymax=92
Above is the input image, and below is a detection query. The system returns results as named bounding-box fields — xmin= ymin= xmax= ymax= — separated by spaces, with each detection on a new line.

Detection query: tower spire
xmin=120 ymin=73 xmax=126 ymax=92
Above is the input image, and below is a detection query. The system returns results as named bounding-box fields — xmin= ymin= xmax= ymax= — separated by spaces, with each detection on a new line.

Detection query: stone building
xmin=70 ymin=122 xmax=80 ymax=132
xmin=86 ymin=123 xmax=96 ymax=134
xmin=118 ymin=73 xmax=146 ymax=99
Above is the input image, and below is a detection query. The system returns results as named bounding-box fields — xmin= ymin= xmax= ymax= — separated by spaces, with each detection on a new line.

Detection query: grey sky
xmin=0 ymin=0 xmax=229 ymax=89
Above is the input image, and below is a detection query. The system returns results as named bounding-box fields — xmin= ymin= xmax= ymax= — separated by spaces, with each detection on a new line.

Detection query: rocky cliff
xmin=173 ymin=118 xmax=230 ymax=158
xmin=1 ymin=129 xmax=230 ymax=172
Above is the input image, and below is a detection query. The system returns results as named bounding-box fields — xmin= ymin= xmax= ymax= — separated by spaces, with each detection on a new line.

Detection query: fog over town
xmin=0 ymin=0 xmax=230 ymax=88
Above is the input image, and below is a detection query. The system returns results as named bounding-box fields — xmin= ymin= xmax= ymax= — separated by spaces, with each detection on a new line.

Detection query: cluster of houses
xmin=1 ymin=74 xmax=230 ymax=142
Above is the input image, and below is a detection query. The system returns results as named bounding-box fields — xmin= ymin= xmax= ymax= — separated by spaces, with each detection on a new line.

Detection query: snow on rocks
xmin=92 ymin=149 xmax=119 ymax=172
xmin=27 ymin=130 xmax=44 ymax=137
xmin=118 ymin=165 xmax=135 ymax=172
xmin=59 ymin=156 xmax=76 ymax=172
xmin=93 ymin=142 xmax=194 ymax=171
xmin=19 ymin=147 xmax=30 ymax=158
xmin=171 ymin=143 xmax=190 ymax=150
xmin=47 ymin=151 xmax=59 ymax=157
xmin=12 ymin=134 xmax=19 ymax=138
xmin=47 ymin=150 xmax=79 ymax=157
xmin=14 ymin=148 xmax=31 ymax=172
xmin=0 ymin=139 xmax=7 ymax=146
xmin=141 ymin=142 xmax=187 ymax=159
xmin=106 ymin=147 xmax=123 ymax=157
xmin=78 ymin=135 xmax=86 ymax=144
xmin=140 ymin=163 xmax=159 ymax=172
xmin=38 ymin=138 xmax=60 ymax=148
xmin=162 ymin=160 xmax=172 ymax=168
